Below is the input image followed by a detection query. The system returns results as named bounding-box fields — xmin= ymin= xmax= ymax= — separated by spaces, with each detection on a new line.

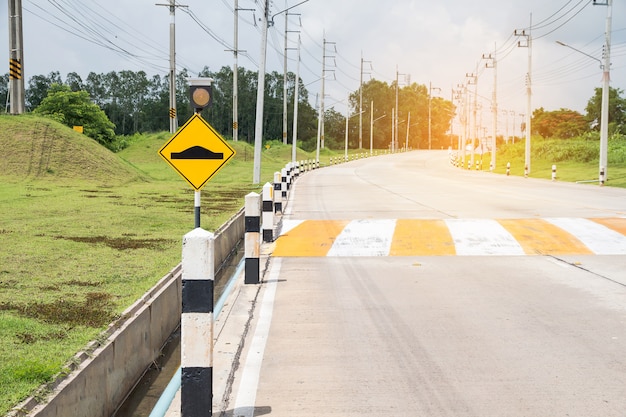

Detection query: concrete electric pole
xmin=8 ymin=0 xmax=25 ymax=114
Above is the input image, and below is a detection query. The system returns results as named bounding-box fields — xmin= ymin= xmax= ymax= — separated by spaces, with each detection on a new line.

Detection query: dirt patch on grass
xmin=55 ymin=235 xmax=170 ymax=250
xmin=0 ymin=292 xmax=116 ymax=327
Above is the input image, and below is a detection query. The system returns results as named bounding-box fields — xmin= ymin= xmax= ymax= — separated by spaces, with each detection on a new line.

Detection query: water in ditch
xmin=113 ymin=243 xmax=243 ymax=417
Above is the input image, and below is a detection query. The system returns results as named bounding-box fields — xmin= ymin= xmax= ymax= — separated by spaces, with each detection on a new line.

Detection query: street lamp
xmin=556 ymin=38 xmax=610 ymax=185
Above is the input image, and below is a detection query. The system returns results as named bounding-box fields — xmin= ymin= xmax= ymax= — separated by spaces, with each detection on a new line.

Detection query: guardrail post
xmin=506 ymin=162 xmax=511 ymax=176
xmin=552 ymin=164 xmax=557 ymax=181
xmin=262 ymin=183 xmax=274 ymax=242
xmin=524 ymin=165 xmax=529 ymax=178
xmin=245 ymin=192 xmax=260 ymax=284
xmin=181 ymin=228 xmax=214 ymax=417
xmin=273 ymin=172 xmax=282 ymax=213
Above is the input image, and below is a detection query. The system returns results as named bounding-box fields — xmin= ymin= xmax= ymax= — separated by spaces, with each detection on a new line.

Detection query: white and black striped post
xmin=262 ymin=182 xmax=274 ymax=242
xmin=273 ymin=171 xmax=282 ymax=213
xmin=506 ymin=162 xmax=511 ymax=176
xmin=245 ymin=192 xmax=260 ymax=285
xmin=552 ymin=164 xmax=557 ymax=181
xmin=524 ymin=165 xmax=529 ymax=178
xmin=181 ymin=228 xmax=214 ymax=417
xmin=281 ymin=168 xmax=288 ymax=199
xmin=600 ymin=166 xmax=605 ymax=186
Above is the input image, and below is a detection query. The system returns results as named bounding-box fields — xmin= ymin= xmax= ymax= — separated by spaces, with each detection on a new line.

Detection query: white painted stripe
xmin=233 ymin=258 xmax=281 ymax=417
xmin=445 ymin=219 xmax=525 ymax=256
xmin=327 ymin=219 xmax=396 ymax=257
xmin=279 ymin=219 xmax=304 ymax=236
xmin=545 ymin=218 xmax=626 ymax=255
xmin=181 ymin=312 xmax=213 ymax=368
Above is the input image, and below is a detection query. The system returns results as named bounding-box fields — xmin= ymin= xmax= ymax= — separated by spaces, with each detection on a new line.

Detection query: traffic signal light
xmin=189 ymin=78 xmax=213 ymax=111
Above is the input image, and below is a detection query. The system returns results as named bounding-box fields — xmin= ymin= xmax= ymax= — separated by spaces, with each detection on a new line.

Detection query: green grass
xmin=459 ymin=135 xmax=626 ymax=188
xmin=1 ymin=115 xmax=624 ymax=414
xmin=0 ymin=114 xmax=377 ymax=415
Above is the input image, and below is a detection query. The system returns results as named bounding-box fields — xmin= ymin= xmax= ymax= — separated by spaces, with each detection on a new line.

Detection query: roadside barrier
xmin=181 ymin=228 xmax=214 ymax=416
xmin=273 ymin=172 xmax=282 ymax=213
xmin=245 ymin=192 xmax=260 ymax=285
xmin=262 ymin=183 xmax=274 ymax=242
xmin=552 ymin=165 xmax=557 ymax=181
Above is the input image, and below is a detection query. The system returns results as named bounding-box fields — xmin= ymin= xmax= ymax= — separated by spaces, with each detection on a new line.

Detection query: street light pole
xmin=556 ymin=0 xmax=612 ymax=186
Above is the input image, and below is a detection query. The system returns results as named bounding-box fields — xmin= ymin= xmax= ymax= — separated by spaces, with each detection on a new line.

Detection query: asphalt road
xmin=231 ymin=150 xmax=626 ymax=417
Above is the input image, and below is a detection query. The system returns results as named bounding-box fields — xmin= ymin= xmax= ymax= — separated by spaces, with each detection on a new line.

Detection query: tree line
xmin=2 ymin=68 xmax=624 ymax=151
xmin=1 ymin=67 xmax=460 ymax=151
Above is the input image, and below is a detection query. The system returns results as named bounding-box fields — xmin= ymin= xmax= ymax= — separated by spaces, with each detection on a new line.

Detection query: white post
xmin=181 ymin=228 xmax=214 ymax=416
xmin=262 ymin=183 xmax=274 ymax=242
xmin=245 ymin=193 xmax=260 ymax=284
xmin=273 ymin=172 xmax=282 ymax=213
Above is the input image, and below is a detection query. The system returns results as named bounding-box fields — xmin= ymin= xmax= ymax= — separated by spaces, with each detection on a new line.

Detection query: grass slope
xmin=0 ymin=116 xmax=299 ymax=415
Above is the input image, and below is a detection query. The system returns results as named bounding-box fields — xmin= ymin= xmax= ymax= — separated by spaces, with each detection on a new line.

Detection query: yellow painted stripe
xmin=590 ymin=217 xmax=626 ymax=236
xmin=273 ymin=220 xmax=349 ymax=257
xmin=498 ymin=218 xmax=593 ymax=255
xmin=389 ymin=219 xmax=456 ymax=256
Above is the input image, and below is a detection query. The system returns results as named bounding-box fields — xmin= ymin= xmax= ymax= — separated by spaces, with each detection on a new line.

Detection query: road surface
xmin=229 ymin=150 xmax=626 ymax=417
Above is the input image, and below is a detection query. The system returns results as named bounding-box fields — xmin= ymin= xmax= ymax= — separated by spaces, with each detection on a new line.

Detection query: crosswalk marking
xmin=273 ymin=218 xmax=626 ymax=257
xmin=445 ymin=219 xmax=525 ymax=256
xmin=497 ymin=218 xmax=593 ymax=255
xmin=545 ymin=218 xmax=626 ymax=255
xmin=327 ymin=219 xmax=396 ymax=257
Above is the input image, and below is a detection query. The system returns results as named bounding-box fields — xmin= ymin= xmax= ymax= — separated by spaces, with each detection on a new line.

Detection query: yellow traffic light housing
xmin=189 ymin=78 xmax=213 ymax=111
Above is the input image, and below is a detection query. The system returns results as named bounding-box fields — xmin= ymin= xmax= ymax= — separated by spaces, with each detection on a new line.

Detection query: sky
xmin=3 ymin=0 xmax=625 ymax=136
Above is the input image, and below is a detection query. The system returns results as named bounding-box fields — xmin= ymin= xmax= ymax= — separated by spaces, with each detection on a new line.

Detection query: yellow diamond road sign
xmin=158 ymin=114 xmax=236 ymax=190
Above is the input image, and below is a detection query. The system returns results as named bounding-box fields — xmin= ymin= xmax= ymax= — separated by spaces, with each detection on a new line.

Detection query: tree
xmin=0 ymin=73 xmax=8 ymax=112
xmin=532 ymin=107 xmax=588 ymax=139
xmin=26 ymin=71 xmax=62 ymax=109
xmin=585 ymin=87 xmax=626 ymax=134
xmin=33 ymin=84 xmax=116 ymax=145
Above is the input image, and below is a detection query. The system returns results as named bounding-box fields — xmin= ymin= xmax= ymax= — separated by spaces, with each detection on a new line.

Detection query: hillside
xmin=0 ymin=115 xmax=143 ymax=183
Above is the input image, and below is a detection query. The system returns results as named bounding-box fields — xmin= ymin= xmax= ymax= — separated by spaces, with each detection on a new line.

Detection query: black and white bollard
xmin=552 ymin=164 xmax=557 ymax=181
xmin=524 ymin=165 xmax=528 ymax=178
xmin=281 ymin=168 xmax=288 ymax=199
xmin=273 ymin=171 xmax=282 ymax=213
xmin=181 ymin=228 xmax=214 ymax=416
xmin=262 ymin=182 xmax=274 ymax=242
xmin=600 ymin=166 xmax=605 ymax=186
xmin=506 ymin=162 xmax=511 ymax=176
xmin=245 ymin=192 xmax=260 ymax=285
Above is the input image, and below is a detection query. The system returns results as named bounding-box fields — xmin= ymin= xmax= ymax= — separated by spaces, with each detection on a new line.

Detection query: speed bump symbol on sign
xmin=158 ymin=114 xmax=235 ymax=190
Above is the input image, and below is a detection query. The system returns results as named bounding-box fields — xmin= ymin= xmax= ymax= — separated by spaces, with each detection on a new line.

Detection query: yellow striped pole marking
xmin=389 ymin=219 xmax=455 ymax=256
xmin=497 ymin=218 xmax=593 ymax=255
xmin=273 ymin=220 xmax=349 ymax=257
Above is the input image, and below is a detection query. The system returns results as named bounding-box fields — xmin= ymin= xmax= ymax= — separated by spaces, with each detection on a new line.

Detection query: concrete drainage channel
xmin=9 ymin=209 xmax=245 ymax=417
xmin=114 ymin=248 xmax=244 ymax=417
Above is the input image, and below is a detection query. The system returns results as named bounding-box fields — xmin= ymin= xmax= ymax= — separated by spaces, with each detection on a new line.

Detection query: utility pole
xmin=465 ymin=72 xmax=477 ymax=168
xmin=359 ymin=53 xmax=372 ymax=150
xmin=233 ymin=0 xmax=239 ymax=142
xmin=282 ymin=1 xmax=289 ymax=145
xmin=8 ymin=0 xmax=25 ymax=114
xmin=292 ymin=35 xmax=301 ymax=163
xmin=428 ymin=81 xmax=441 ymax=150
xmin=253 ymin=0 xmax=270 ymax=184
xmin=157 ymin=1 xmax=187 ymax=133
xmin=515 ymin=16 xmax=532 ymax=175
xmin=316 ymin=36 xmax=335 ymax=162
xmin=594 ymin=0 xmax=612 ymax=185
xmin=483 ymin=47 xmax=497 ymax=170
xmin=231 ymin=4 xmax=254 ymax=142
